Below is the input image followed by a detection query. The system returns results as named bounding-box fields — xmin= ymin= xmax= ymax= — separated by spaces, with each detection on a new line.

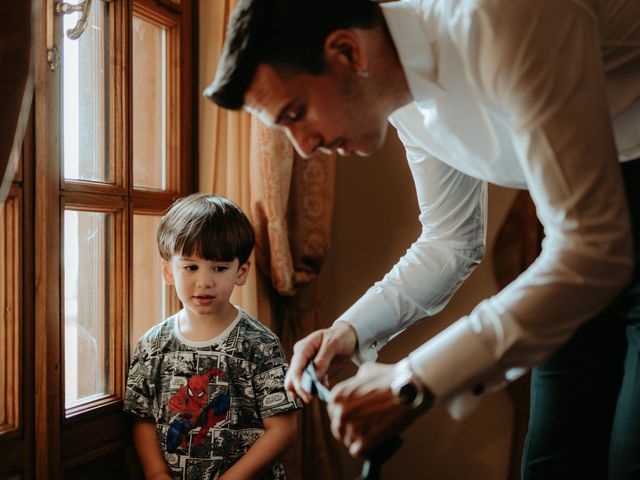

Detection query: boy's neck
xmin=179 ymin=303 xmax=238 ymax=342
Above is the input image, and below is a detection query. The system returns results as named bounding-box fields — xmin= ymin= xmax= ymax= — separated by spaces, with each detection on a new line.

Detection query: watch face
xmin=399 ymin=382 xmax=418 ymax=405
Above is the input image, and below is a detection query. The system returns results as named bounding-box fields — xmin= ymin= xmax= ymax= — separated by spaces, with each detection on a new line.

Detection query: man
xmin=205 ymin=0 xmax=640 ymax=478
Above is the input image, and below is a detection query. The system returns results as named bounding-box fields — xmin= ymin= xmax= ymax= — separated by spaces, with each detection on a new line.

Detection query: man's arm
xmin=336 ymin=129 xmax=487 ymax=364
xmin=218 ymin=412 xmax=298 ymax=480
xmin=132 ymin=418 xmax=173 ymax=480
xmin=286 ymin=130 xmax=488 ymax=400
xmin=407 ymin=0 xmax=634 ymax=403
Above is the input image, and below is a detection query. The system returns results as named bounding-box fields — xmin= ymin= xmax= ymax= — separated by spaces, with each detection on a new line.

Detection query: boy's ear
xmin=235 ymin=261 xmax=251 ymax=286
xmin=161 ymin=260 xmax=175 ymax=285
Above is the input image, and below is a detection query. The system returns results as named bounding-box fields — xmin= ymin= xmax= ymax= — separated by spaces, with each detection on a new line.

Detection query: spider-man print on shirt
xmin=166 ymin=369 xmax=230 ymax=452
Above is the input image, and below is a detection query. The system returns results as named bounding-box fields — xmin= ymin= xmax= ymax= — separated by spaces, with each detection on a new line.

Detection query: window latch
xmin=55 ymin=0 xmax=92 ymax=40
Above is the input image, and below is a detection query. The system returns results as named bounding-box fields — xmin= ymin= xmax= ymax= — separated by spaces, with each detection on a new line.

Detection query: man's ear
xmin=161 ymin=260 xmax=175 ymax=285
xmin=324 ymin=29 xmax=367 ymax=73
xmin=235 ymin=261 xmax=251 ymax=286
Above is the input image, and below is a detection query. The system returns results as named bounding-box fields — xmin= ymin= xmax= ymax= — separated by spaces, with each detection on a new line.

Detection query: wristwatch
xmin=390 ymin=359 xmax=435 ymax=411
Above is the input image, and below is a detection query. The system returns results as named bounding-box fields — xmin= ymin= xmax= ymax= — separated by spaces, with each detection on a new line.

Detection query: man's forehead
xmin=244 ymin=64 xmax=290 ymax=127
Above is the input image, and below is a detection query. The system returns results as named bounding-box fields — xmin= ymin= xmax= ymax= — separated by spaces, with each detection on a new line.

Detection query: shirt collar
xmin=380 ymin=0 xmax=446 ymax=103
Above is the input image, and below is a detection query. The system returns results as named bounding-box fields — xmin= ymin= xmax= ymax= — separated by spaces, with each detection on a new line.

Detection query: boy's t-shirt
xmin=123 ymin=308 xmax=301 ymax=480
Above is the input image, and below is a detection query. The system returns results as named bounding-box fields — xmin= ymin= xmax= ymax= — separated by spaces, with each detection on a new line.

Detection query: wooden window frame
xmin=61 ymin=1 xmax=127 ymax=197
xmin=60 ymin=195 xmax=127 ymax=419
xmin=0 ymin=189 xmax=22 ymax=437
xmin=131 ymin=1 xmax=182 ymax=196
xmin=32 ymin=0 xmax=195 ymax=477
xmin=0 ymin=114 xmax=35 ymax=479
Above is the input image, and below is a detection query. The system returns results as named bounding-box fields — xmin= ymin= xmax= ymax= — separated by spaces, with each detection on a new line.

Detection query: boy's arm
xmin=132 ymin=417 xmax=173 ymax=480
xmin=219 ymin=411 xmax=299 ymax=480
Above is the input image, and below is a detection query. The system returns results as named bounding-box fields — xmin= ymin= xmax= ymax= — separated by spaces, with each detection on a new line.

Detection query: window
xmin=63 ymin=208 xmax=114 ymax=411
xmin=28 ymin=0 xmax=195 ymax=476
xmin=59 ymin=1 xmax=123 ymax=417
xmin=129 ymin=1 xmax=186 ymax=348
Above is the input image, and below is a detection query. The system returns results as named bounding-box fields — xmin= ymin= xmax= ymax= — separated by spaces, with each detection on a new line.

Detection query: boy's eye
xmin=212 ymin=266 xmax=228 ymax=273
xmin=183 ymin=265 xmax=198 ymax=271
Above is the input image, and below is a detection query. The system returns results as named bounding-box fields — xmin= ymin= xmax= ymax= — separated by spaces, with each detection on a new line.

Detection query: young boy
xmin=124 ymin=193 xmax=300 ymax=480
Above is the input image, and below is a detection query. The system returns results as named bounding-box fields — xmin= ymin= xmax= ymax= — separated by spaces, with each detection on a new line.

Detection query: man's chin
xmin=354 ymin=149 xmax=374 ymax=157
xmin=354 ymin=139 xmax=383 ymax=157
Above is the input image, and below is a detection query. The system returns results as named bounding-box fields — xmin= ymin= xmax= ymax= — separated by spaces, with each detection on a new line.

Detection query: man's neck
xmin=369 ymin=22 xmax=413 ymax=114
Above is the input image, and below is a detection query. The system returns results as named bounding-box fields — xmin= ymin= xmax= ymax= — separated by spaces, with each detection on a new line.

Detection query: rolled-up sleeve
xmin=409 ymin=0 xmax=634 ymax=405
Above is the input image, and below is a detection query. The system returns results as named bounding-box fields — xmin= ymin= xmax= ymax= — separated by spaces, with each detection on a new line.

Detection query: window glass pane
xmin=132 ymin=16 xmax=167 ymax=190
xmin=0 ymin=195 xmax=21 ymax=433
xmin=132 ymin=214 xmax=167 ymax=348
xmin=62 ymin=0 xmax=111 ymax=183
xmin=64 ymin=210 xmax=110 ymax=409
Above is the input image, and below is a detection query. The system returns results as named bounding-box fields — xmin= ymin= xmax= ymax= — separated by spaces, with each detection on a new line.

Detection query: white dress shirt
xmin=337 ymin=0 xmax=640 ymax=418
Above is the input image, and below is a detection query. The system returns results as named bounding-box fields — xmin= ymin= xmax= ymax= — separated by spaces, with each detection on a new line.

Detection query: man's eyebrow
xmin=274 ymin=98 xmax=298 ymax=125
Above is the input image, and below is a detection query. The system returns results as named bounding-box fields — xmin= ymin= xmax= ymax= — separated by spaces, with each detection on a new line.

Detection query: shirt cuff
xmin=334 ymin=288 xmax=399 ymax=365
xmin=408 ymin=316 xmax=496 ymax=403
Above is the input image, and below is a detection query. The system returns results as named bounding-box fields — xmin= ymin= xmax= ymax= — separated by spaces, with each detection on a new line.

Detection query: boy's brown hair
xmin=157 ymin=193 xmax=255 ymax=264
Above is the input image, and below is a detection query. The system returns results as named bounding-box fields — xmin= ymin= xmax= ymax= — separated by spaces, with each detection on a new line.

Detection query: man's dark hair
xmin=204 ymin=0 xmax=383 ymax=110
xmin=157 ymin=193 xmax=255 ymax=265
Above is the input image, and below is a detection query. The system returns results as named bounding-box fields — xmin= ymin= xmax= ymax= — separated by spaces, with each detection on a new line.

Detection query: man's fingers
xmin=327 ymin=362 xmax=416 ymax=456
xmin=287 ymin=357 xmax=312 ymax=403
xmin=313 ymin=338 xmax=335 ymax=380
xmin=286 ymin=324 xmax=356 ymax=402
xmin=314 ymin=322 xmax=356 ymax=378
xmin=286 ymin=331 xmax=327 ymax=403
xmin=284 ymin=368 xmax=311 ymax=402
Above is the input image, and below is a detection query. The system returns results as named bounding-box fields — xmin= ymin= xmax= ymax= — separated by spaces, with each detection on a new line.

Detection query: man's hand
xmin=327 ymin=362 xmax=425 ymax=457
xmin=285 ymin=321 xmax=358 ymax=403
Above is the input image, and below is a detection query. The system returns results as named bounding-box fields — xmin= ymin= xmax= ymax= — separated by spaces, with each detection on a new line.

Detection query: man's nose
xmin=284 ymin=127 xmax=319 ymax=159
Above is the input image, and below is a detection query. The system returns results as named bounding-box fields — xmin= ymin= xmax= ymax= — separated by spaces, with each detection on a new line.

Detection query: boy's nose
xmin=195 ymin=274 xmax=213 ymax=288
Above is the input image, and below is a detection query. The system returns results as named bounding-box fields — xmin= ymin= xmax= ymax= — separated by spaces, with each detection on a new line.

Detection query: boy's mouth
xmin=192 ymin=295 xmax=214 ymax=305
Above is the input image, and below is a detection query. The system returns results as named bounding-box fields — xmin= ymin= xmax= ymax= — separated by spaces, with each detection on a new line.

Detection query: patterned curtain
xmin=250 ymin=118 xmax=341 ymax=480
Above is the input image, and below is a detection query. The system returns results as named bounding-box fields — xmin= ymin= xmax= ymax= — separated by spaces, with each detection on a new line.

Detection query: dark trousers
xmin=522 ymin=159 xmax=640 ymax=480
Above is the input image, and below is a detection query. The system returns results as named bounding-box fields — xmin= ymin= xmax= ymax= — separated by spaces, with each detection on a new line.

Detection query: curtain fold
xmin=250 ymin=120 xmax=341 ymax=480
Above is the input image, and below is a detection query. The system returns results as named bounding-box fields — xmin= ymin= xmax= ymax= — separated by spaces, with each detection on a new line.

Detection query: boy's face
xmin=161 ymin=255 xmax=250 ymax=320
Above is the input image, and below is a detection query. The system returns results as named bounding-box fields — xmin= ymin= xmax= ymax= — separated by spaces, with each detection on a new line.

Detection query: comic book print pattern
xmin=124 ymin=310 xmax=300 ymax=480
